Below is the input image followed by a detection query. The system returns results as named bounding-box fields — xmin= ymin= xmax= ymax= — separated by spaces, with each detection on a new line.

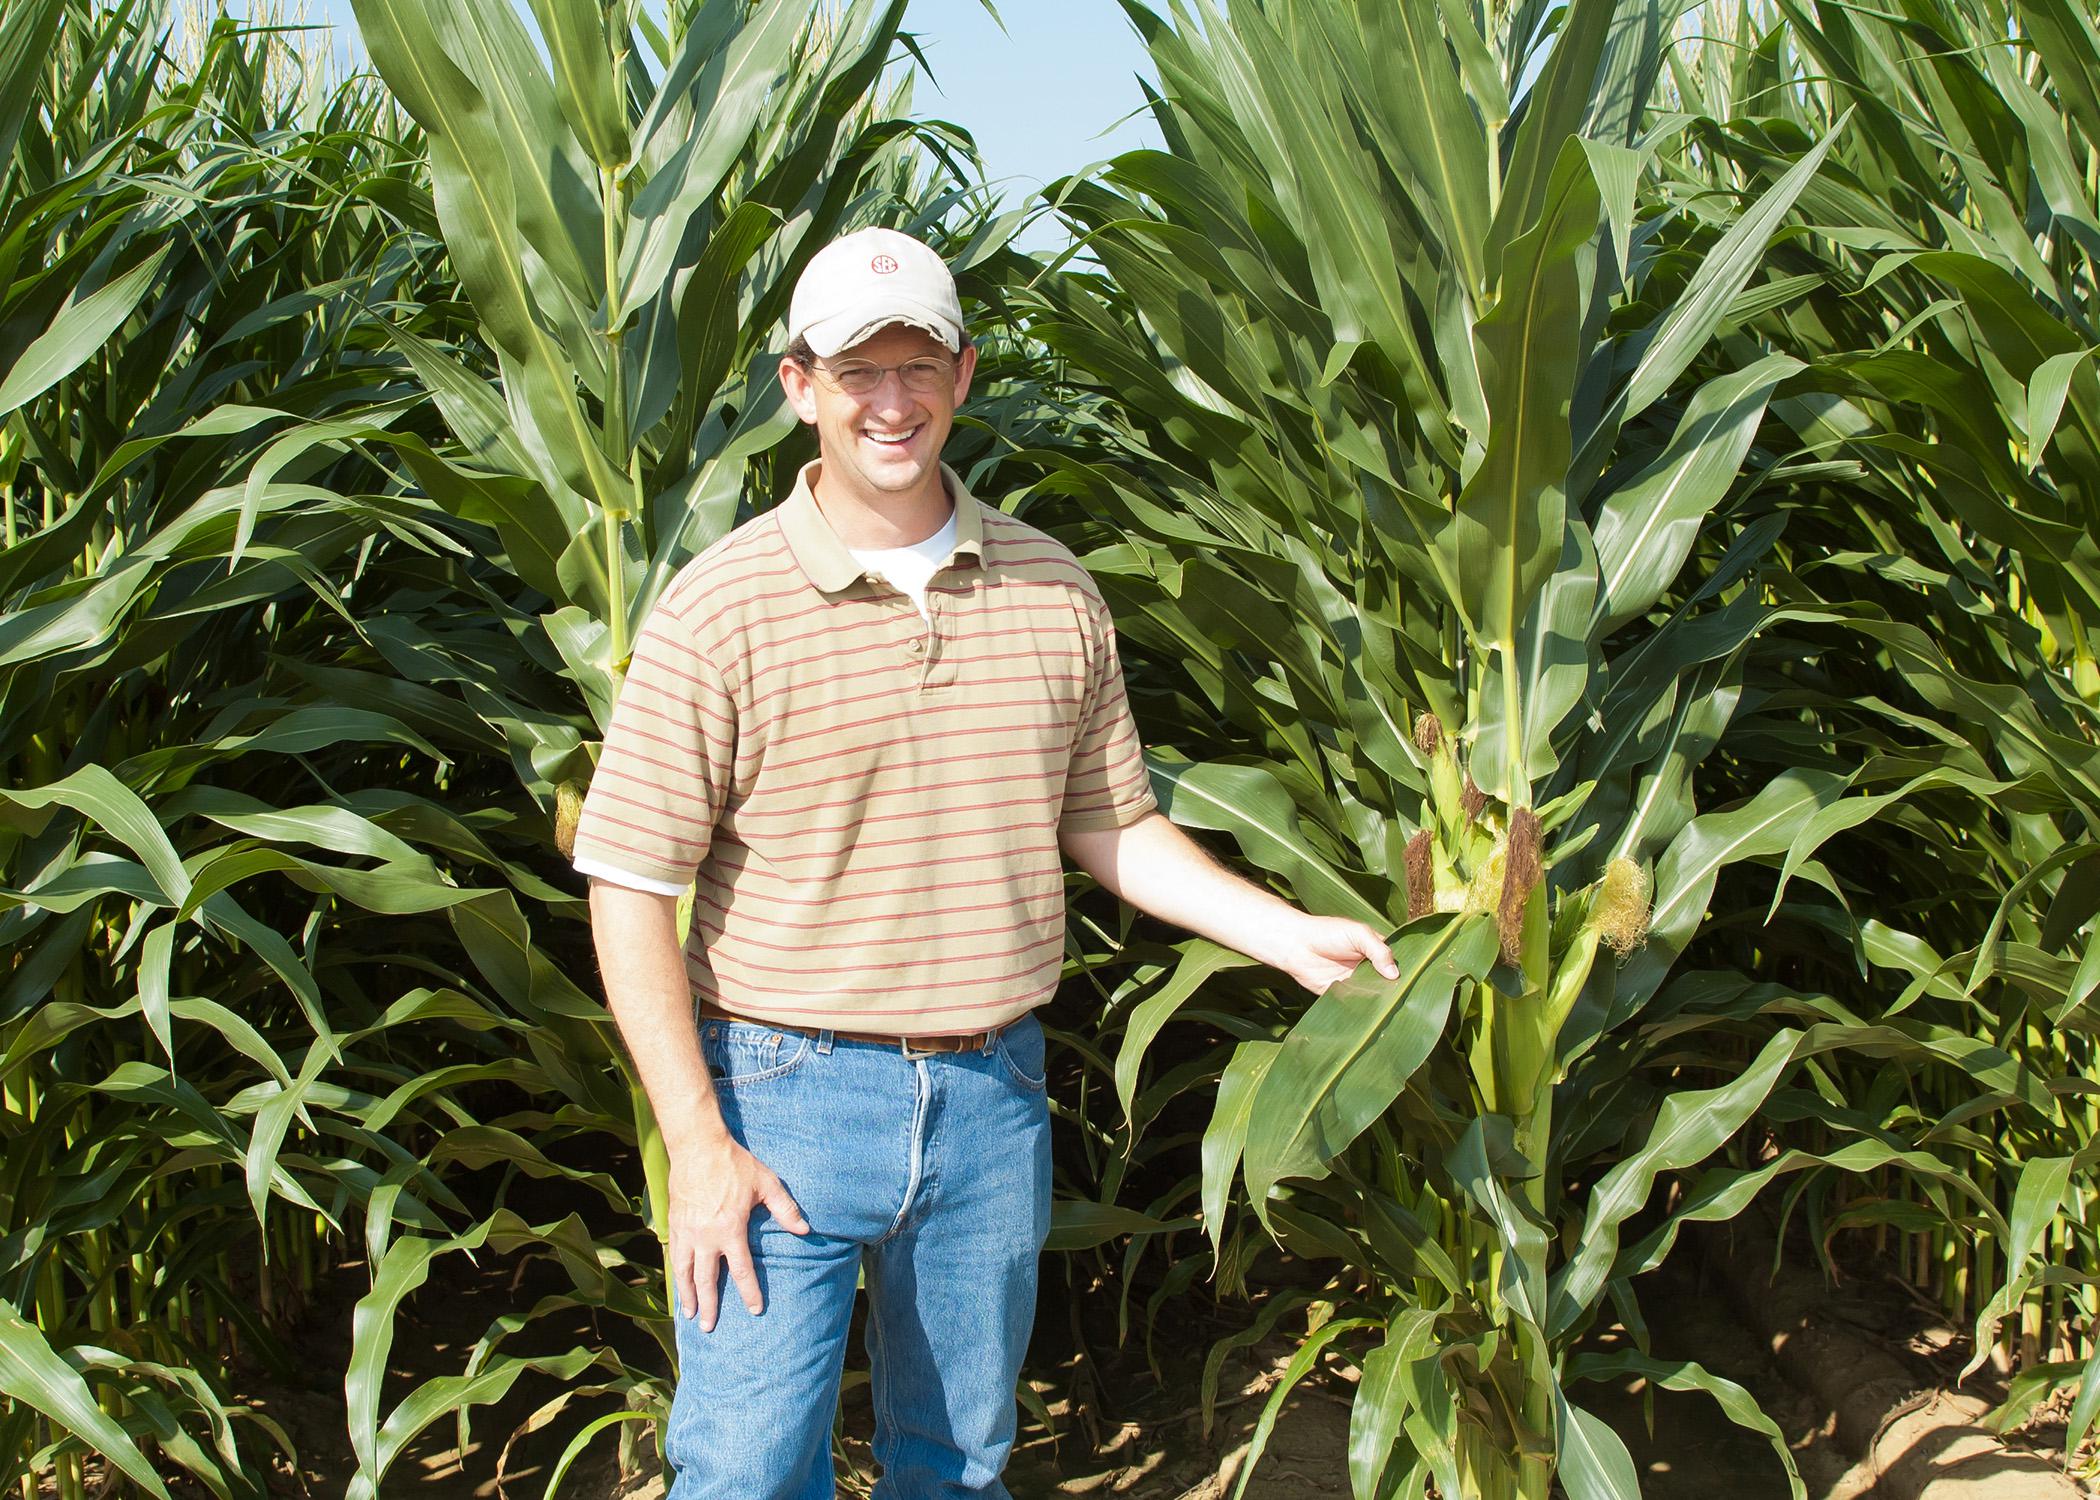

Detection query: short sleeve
xmin=1058 ymin=598 xmax=1159 ymax=834
xmin=571 ymin=607 xmax=735 ymax=890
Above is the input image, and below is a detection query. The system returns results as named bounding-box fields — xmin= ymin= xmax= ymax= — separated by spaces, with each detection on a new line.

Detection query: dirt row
xmin=227 ymin=1217 xmax=2087 ymax=1498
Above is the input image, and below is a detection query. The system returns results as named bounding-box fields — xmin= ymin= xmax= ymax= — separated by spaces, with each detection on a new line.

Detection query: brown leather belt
xmin=698 ymin=1002 xmax=997 ymax=1057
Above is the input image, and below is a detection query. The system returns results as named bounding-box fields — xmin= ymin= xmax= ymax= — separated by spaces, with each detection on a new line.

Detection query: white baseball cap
xmin=787 ymin=227 xmax=965 ymax=358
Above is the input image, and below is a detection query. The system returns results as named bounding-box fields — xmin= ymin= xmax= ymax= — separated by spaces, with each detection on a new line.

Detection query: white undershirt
xmin=848 ymin=510 xmax=958 ymax=620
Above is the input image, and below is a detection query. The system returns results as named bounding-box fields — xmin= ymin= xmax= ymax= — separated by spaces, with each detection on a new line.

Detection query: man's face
xmin=780 ymin=323 xmax=977 ymax=499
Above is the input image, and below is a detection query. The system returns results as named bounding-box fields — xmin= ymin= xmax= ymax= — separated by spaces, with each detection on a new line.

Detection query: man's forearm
xmin=1061 ymin=812 xmax=1301 ymax=965
xmin=1061 ymin=811 xmax=1399 ymax=992
xmin=587 ymin=880 xmax=726 ymax=1161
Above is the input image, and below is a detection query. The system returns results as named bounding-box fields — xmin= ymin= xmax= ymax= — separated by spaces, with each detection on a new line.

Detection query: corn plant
xmin=1010 ymin=0 xmax=2085 ymax=1494
xmin=1652 ymin=0 xmax=2100 ymax=1463
xmin=0 ymin=3 xmax=527 ymax=1493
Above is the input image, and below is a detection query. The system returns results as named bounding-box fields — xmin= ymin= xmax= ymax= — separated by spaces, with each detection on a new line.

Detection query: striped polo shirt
xmin=572 ymin=460 xmax=1158 ymax=1033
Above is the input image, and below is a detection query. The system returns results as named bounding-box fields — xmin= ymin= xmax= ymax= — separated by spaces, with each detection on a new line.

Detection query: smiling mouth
xmin=862 ymin=425 xmax=923 ymax=447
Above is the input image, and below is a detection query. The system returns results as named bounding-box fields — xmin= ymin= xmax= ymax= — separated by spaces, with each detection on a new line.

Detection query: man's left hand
xmin=1264 ymin=913 xmax=1400 ymax=995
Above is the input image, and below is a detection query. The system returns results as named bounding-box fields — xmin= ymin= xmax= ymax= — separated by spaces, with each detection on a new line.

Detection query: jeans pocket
xmin=700 ymin=1021 xmax=812 ymax=1090
xmin=993 ymin=1013 xmax=1048 ymax=1091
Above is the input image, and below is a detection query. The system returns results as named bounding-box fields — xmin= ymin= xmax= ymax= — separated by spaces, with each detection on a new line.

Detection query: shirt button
xmin=907 ymin=637 xmax=924 ymax=653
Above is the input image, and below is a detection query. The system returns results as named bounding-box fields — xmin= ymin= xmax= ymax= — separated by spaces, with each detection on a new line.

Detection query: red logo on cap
xmin=870 ymin=254 xmax=900 ymax=274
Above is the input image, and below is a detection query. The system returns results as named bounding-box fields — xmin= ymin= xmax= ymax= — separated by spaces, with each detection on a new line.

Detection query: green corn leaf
xmin=1583 ymin=138 xmax=1644 ymax=274
xmin=1243 ymin=917 xmax=1499 ymax=1212
xmin=1148 ymin=753 xmax=1386 ymax=923
xmin=1449 ymin=1117 xmax=1551 ymax=1326
xmin=1583 ymin=0 xmax=1676 ymax=148
xmin=0 ymin=556 xmax=154 ymax=669
xmin=1230 ymin=1316 xmax=1376 ymax=1499
xmin=1471 ymin=518 xmax=1598 ymax=793
xmin=1549 ymin=1028 xmax=1801 ymax=1335
xmin=169 ymin=997 xmax=294 ymax=1091
xmin=372 ymin=1348 xmax=602 ymax=1481
xmin=527 ymin=0 xmax=628 ymax=168
xmin=1490 ymin=0 xmax=1615 ymax=268
xmin=0 ymin=765 xmax=192 ymax=907
xmin=1964 ymin=1154 xmax=2078 ymax=1379
xmin=353 ymin=0 xmax=624 ymax=515
xmin=1113 ymin=938 xmax=1255 ymax=1125
xmin=1614 ymin=112 xmax=1847 ymax=426
xmin=363 ymin=1062 xmax=553 ymax=1137
xmin=1433 ymin=0 xmax=1508 ymax=125
xmin=430 ymin=0 xmax=603 ymax=310
xmin=543 ymin=1410 xmax=656 ymax=1500
xmin=1 ymin=857 xmax=165 ymax=916
xmin=1360 ymin=1188 xmax=1465 ymax=1297
xmin=542 ymin=605 xmax=618 ymax=730
xmin=1552 ymin=1384 xmax=1642 ymax=1500
xmin=1200 ymin=1038 xmax=1280 ymax=1257
xmin=1204 ymin=0 xmax=1454 ymax=447
xmin=2067 ymin=1339 xmax=2100 ymax=1457
xmin=346 ymin=1223 xmax=493 ymax=1498
xmin=0 ymin=1310 xmax=171 ymax=1498
xmin=1307 ymin=0 xmax=1489 ymax=296
xmin=1987 ymin=1359 xmax=2086 ymax=1435
xmin=427 ymin=1125 xmax=630 ymax=1215
xmin=2012 ymin=0 xmax=2100 ymax=155
xmin=1765 ymin=761 xmax=2024 ymax=921
xmin=382 ymin=326 xmax=533 ymax=476
xmin=2024 ymin=346 xmax=2094 ymax=468
xmin=0 ymin=494 xmax=99 ymax=599
xmin=638 ymin=199 xmax=783 ymax=442
xmin=386 ymin=435 xmax=580 ymax=606
xmin=1350 ymin=1308 xmax=1459 ymax=1500
xmin=615 ymin=0 xmax=807 ymax=320
xmin=245 ymin=1044 xmax=337 ymax=1231
xmin=137 ymin=921 xmax=175 ymax=1064
xmin=1198 ymin=1287 xmax=1310 ymax=1438
xmin=0 ymin=245 xmax=171 ymax=421
xmin=69 ymin=1346 xmax=255 ymax=1497
xmin=168 ymin=790 xmax=426 ymax=866
xmin=1347 ymin=1331 xmax=1411 ymax=1500
xmin=1565 ymin=1350 xmax=1806 ymax=1499
xmin=1044 ymin=1201 xmax=1199 ymax=1252
xmin=1616 ymin=768 xmax=1845 ymax=1013
xmin=2060 ymin=935 xmax=2100 ymax=1027
xmin=195 ymin=892 xmax=339 ymax=1060
xmin=1590 ymin=355 xmax=1801 ymax=634
xmin=2 ymin=993 xmax=136 ymax=1078
xmin=0 ymin=0 xmax=62 ymax=170
xmin=1848 ymin=617 xmax=2100 ymax=806
xmin=1615 ymin=1137 xmax=1993 ymax=1285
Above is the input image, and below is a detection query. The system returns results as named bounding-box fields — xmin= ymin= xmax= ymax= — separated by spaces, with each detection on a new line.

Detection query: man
xmin=573 ymin=226 xmax=1397 ymax=1499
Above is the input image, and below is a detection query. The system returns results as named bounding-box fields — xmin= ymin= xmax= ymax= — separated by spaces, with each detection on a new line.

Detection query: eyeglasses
xmin=811 ymin=356 xmax=957 ymax=395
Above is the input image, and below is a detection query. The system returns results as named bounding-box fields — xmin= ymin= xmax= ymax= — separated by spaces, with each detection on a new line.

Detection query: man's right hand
xmin=586 ymin=882 xmax=813 ymax=1333
xmin=668 ymin=1137 xmax=810 ymax=1333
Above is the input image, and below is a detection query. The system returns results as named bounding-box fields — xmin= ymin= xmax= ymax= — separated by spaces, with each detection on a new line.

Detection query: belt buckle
xmin=899 ymin=1034 xmax=939 ymax=1060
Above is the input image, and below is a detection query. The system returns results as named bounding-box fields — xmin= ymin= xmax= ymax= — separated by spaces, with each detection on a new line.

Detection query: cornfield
xmin=0 ymin=0 xmax=2095 ymax=1495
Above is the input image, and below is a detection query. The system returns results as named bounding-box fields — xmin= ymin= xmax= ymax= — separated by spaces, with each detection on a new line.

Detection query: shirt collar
xmin=778 ymin=459 xmax=986 ymax=595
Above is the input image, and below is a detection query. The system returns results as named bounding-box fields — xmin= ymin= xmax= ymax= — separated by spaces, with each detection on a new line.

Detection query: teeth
xmin=865 ymin=427 xmax=919 ymax=442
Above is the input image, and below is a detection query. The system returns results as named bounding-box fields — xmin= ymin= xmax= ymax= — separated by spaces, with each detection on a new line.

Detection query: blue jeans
xmin=664 ymin=1012 xmax=1053 ymax=1499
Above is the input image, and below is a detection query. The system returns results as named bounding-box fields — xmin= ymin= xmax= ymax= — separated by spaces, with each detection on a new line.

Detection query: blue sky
xmin=296 ymin=0 xmax=1162 ymax=241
